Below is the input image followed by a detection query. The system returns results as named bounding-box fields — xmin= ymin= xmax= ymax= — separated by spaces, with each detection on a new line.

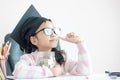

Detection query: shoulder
xmin=20 ymin=51 xmax=38 ymax=60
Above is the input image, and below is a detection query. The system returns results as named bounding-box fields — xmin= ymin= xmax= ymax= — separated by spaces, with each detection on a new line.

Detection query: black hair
xmin=22 ymin=19 xmax=51 ymax=53
xmin=20 ymin=17 xmax=50 ymax=53
xmin=52 ymin=48 xmax=65 ymax=65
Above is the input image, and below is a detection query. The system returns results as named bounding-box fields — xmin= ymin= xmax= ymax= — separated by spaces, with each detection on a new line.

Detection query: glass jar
xmin=36 ymin=52 xmax=56 ymax=68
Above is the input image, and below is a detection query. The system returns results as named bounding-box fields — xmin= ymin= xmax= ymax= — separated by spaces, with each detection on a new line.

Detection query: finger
xmin=67 ymin=32 xmax=75 ymax=38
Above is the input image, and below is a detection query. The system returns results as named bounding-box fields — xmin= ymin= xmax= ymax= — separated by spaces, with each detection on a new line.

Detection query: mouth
xmin=50 ymin=39 xmax=58 ymax=42
xmin=50 ymin=38 xmax=58 ymax=42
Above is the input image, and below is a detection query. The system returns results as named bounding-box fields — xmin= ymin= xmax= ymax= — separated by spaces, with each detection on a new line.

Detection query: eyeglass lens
xmin=44 ymin=28 xmax=61 ymax=36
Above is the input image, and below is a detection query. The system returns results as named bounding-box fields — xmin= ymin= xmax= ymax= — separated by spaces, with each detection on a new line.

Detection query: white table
xmin=6 ymin=74 xmax=120 ymax=80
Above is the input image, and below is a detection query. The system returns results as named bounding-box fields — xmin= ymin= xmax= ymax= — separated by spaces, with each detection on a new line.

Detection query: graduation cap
xmin=10 ymin=5 xmax=47 ymax=52
xmin=11 ymin=5 xmax=60 ymax=52
xmin=11 ymin=4 xmax=41 ymax=43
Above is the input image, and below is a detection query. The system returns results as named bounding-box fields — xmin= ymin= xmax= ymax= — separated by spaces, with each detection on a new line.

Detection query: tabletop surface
xmin=6 ymin=74 xmax=120 ymax=80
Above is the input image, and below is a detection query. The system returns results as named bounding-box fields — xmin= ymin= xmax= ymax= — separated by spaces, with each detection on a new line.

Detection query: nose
xmin=51 ymin=31 xmax=56 ymax=37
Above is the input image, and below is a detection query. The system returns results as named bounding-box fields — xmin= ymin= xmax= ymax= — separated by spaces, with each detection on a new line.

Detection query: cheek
xmin=37 ymin=36 xmax=50 ymax=45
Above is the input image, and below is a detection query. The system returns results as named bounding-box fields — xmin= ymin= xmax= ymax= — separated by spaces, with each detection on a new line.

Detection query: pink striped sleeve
xmin=64 ymin=42 xmax=92 ymax=76
xmin=12 ymin=54 xmax=53 ymax=79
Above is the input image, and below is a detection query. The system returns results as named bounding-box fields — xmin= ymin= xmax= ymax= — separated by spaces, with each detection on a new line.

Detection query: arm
xmin=13 ymin=54 xmax=53 ymax=79
xmin=65 ymin=42 xmax=92 ymax=75
xmin=59 ymin=32 xmax=92 ymax=76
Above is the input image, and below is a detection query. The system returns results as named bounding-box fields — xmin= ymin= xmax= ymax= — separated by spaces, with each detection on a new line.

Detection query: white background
xmin=0 ymin=0 xmax=120 ymax=74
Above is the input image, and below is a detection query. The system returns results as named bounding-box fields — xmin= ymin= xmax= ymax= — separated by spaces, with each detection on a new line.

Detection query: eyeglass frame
xmin=33 ymin=27 xmax=61 ymax=36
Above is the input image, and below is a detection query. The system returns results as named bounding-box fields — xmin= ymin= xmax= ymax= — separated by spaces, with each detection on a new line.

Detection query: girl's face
xmin=30 ymin=21 xmax=59 ymax=51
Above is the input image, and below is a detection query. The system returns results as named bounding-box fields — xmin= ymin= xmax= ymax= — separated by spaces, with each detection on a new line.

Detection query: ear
xmin=30 ymin=36 xmax=38 ymax=45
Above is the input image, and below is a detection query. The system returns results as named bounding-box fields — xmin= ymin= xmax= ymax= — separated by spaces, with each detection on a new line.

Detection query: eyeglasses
xmin=34 ymin=27 xmax=61 ymax=36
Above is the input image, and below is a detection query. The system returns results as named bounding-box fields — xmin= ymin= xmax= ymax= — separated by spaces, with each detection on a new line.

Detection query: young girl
xmin=13 ymin=17 xmax=92 ymax=79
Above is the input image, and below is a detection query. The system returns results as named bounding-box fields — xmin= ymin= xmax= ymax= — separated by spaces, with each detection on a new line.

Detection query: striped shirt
xmin=13 ymin=43 xmax=92 ymax=79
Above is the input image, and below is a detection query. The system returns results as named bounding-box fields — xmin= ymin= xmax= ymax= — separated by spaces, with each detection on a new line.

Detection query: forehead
xmin=38 ymin=21 xmax=54 ymax=30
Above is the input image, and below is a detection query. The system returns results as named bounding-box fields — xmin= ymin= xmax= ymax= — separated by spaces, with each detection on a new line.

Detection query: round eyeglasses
xmin=34 ymin=27 xmax=61 ymax=36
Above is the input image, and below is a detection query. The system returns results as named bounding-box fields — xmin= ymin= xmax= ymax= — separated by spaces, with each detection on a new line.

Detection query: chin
xmin=50 ymin=43 xmax=57 ymax=48
xmin=49 ymin=40 xmax=58 ymax=48
xmin=52 ymin=44 xmax=57 ymax=48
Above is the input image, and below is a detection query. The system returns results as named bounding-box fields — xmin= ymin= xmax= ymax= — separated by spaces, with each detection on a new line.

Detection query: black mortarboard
xmin=11 ymin=5 xmax=41 ymax=44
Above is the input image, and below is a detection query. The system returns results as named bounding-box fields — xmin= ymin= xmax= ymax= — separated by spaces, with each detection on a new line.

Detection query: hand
xmin=50 ymin=64 xmax=63 ymax=76
xmin=59 ymin=32 xmax=83 ymax=44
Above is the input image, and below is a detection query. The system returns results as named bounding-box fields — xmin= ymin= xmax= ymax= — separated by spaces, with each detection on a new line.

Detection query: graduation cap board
xmin=10 ymin=5 xmax=61 ymax=50
xmin=10 ymin=5 xmax=41 ymax=46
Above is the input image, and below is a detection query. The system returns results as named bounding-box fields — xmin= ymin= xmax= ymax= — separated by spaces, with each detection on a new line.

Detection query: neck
xmin=38 ymin=47 xmax=52 ymax=52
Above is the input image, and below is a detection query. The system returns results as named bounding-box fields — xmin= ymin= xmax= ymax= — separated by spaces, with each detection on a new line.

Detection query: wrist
xmin=75 ymin=40 xmax=84 ymax=44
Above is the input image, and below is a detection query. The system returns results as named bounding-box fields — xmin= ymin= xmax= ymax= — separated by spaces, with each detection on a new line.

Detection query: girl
xmin=13 ymin=17 xmax=92 ymax=79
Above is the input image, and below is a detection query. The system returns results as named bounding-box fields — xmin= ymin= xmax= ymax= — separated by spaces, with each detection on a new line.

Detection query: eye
xmin=44 ymin=28 xmax=53 ymax=35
